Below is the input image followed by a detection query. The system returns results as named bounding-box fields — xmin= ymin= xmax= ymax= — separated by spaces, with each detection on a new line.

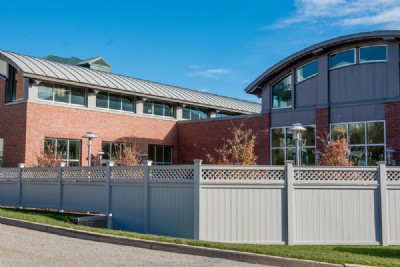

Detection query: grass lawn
xmin=0 ymin=207 xmax=399 ymax=267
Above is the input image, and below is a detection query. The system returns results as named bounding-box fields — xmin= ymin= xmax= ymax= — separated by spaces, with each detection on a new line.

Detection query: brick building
xmin=1 ymin=30 xmax=400 ymax=167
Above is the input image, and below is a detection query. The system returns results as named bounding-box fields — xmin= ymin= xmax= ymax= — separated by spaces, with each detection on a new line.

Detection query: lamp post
xmin=313 ymin=150 xmax=322 ymax=166
xmin=97 ymin=150 xmax=105 ymax=166
xmin=290 ymin=123 xmax=306 ymax=166
xmin=385 ymin=148 xmax=395 ymax=166
xmin=82 ymin=132 xmax=98 ymax=167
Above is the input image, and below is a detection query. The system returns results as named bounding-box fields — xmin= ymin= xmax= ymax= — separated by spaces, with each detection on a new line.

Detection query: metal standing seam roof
xmin=0 ymin=50 xmax=261 ymax=114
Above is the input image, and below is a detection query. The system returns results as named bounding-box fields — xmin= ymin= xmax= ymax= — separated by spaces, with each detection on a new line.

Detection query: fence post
xmin=193 ymin=159 xmax=202 ymax=240
xmin=378 ymin=161 xmax=389 ymax=246
xmin=106 ymin=162 xmax=114 ymax=229
xmin=285 ymin=160 xmax=295 ymax=245
xmin=143 ymin=160 xmax=152 ymax=234
xmin=57 ymin=162 xmax=66 ymax=212
xmin=17 ymin=163 xmax=24 ymax=209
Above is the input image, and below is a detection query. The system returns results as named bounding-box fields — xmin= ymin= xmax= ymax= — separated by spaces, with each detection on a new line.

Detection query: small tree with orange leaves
xmin=204 ymin=123 xmax=258 ymax=165
xmin=319 ymin=128 xmax=353 ymax=166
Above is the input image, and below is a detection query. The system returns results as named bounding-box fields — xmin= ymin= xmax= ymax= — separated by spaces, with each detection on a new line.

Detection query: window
xmin=296 ymin=60 xmax=318 ymax=83
xmin=102 ymin=142 xmax=124 ymax=160
xmin=44 ymin=138 xmax=81 ymax=166
xmin=0 ymin=60 xmax=7 ymax=78
xmin=215 ymin=111 xmax=238 ymax=118
xmin=143 ymin=100 xmax=174 ymax=118
xmin=272 ymin=74 xmax=292 ymax=109
xmin=96 ymin=92 xmax=135 ymax=112
xmin=271 ymin=126 xmax=316 ymax=165
xmin=0 ymin=138 xmax=3 ymax=167
xmin=360 ymin=45 xmax=387 ymax=63
xmin=5 ymin=64 xmax=23 ymax=102
xmin=182 ymin=106 xmax=209 ymax=120
xmin=331 ymin=121 xmax=385 ymax=166
xmin=329 ymin=49 xmax=355 ymax=69
xmin=148 ymin=145 xmax=172 ymax=165
xmin=39 ymin=82 xmax=85 ymax=105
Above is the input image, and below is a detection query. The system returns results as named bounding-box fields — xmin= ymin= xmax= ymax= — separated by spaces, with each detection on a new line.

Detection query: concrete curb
xmin=0 ymin=217 xmax=371 ymax=267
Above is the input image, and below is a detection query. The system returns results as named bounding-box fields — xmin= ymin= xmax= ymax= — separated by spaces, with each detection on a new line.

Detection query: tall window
xmin=39 ymin=82 xmax=85 ymax=105
xmin=329 ymin=49 xmax=355 ymax=69
xmin=4 ymin=64 xmax=23 ymax=102
xmin=143 ymin=100 xmax=174 ymax=118
xmin=0 ymin=60 xmax=7 ymax=78
xmin=101 ymin=141 xmax=124 ymax=160
xmin=271 ymin=126 xmax=316 ymax=165
xmin=360 ymin=45 xmax=387 ymax=63
xmin=44 ymin=138 xmax=81 ymax=166
xmin=272 ymin=74 xmax=292 ymax=109
xmin=331 ymin=121 xmax=385 ymax=166
xmin=0 ymin=138 xmax=3 ymax=167
xmin=296 ymin=60 xmax=318 ymax=83
xmin=148 ymin=145 xmax=172 ymax=165
xmin=182 ymin=106 xmax=208 ymax=120
xmin=96 ymin=92 xmax=135 ymax=112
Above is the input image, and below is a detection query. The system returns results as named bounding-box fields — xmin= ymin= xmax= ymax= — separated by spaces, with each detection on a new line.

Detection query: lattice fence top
xmin=0 ymin=168 xmax=19 ymax=181
xmin=62 ymin=167 xmax=107 ymax=181
xmin=111 ymin=167 xmax=144 ymax=182
xmin=202 ymin=168 xmax=285 ymax=183
xmin=294 ymin=169 xmax=377 ymax=181
xmin=387 ymin=170 xmax=400 ymax=182
xmin=22 ymin=168 xmax=58 ymax=181
xmin=150 ymin=167 xmax=194 ymax=182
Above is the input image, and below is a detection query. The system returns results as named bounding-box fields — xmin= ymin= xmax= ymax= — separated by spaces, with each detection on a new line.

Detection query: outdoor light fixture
xmin=290 ymin=123 xmax=306 ymax=166
xmin=313 ymin=150 xmax=322 ymax=166
xmin=97 ymin=150 xmax=105 ymax=166
xmin=385 ymin=148 xmax=395 ymax=166
xmin=82 ymin=132 xmax=98 ymax=167
xmin=140 ymin=153 xmax=148 ymax=163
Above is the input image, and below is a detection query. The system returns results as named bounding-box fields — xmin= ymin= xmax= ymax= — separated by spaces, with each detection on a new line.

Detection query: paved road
xmin=0 ymin=224 xmax=270 ymax=267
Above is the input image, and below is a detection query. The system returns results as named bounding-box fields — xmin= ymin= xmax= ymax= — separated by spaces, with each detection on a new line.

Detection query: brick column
xmin=385 ymin=102 xmax=400 ymax=165
xmin=315 ymin=108 xmax=330 ymax=152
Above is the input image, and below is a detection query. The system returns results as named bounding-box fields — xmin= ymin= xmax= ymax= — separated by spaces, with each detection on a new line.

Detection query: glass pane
xmin=199 ymin=109 xmax=207 ymax=119
xmin=349 ymin=146 xmax=366 ymax=166
xmin=367 ymin=146 xmax=385 ymax=166
xmin=164 ymin=146 xmax=172 ymax=164
xmin=71 ymin=87 xmax=85 ymax=105
xmin=303 ymin=126 xmax=316 ymax=147
xmin=272 ymin=74 xmax=292 ymax=108
xmin=143 ymin=101 xmax=153 ymax=114
xmin=102 ymin=142 xmax=111 ymax=160
xmin=271 ymin=149 xmax=285 ymax=165
xmin=286 ymin=148 xmax=296 ymax=161
xmin=360 ymin=46 xmax=387 ymax=63
xmin=348 ymin=123 xmax=365 ymax=145
xmin=54 ymin=84 xmax=70 ymax=103
xmin=331 ymin=124 xmax=347 ymax=140
xmin=122 ymin=96 xmax=134 ymax=112
xmin=367 ymin=122 xmax=384 ymax=144
xmin=154 ymin=102 xmax=164 ymax=116
xmin=38 ymin=83 xmax=53 ymax=101
xmin=148 ymin=145 xmax=155 ymax=161
xmin=271 ymin=128 xmax=285 ymax=148
xmin=155 ymin=146 xmax=163 ymax=163
xmin=109 ymin=94 xmax=121 ymax=110
xmin=68 ymin=140 xmax=80 ymax=160
xmin=96 ymin=92 xmax=108 ymax=108
xmin=164 ymin=103 xmax=174 ymax=117
xmin=44 ymin=138 xmax=56 ymax=152
xmin=302 ymin=148 xmax=315 ymax=166
xmin=286 ymin=128 xmax=295 ymax=147
xmin=56 ymin=140 xmax=68 ymax=160
xmin=111 ymin=143 xmax=122 ymax=160
xmin=330 ymin=49 xmax=355 ymax=69
xmin=182 ymin=107 xmax=190 ymax=119
xmin=0 ymin=60 xmax=8 ymax=78
xmin=296 ymin=60 xmax=318 ymax=83
xmin=191 ymin=109 xmax=200 ymax=120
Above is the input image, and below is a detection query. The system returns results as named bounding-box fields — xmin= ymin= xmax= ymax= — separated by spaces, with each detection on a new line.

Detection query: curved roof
xmin=0 ymin=50 xmax=261 ymax=114
xmin=245 ymin=30 xmax=400 ymax=97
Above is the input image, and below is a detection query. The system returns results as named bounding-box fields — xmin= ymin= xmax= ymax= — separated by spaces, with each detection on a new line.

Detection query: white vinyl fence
xmin=0 ymin=160 xmax=399 ymax=245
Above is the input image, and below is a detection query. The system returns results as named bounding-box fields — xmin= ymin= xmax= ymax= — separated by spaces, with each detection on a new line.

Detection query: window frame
xmin=359 ymin=45 xmax=388 ymax=64
xmin=143 ymin=100 xmax=175 ymax=118
xmin=330 ymin=120 xmax=386 ymax=166
xmin=38 ymin=82 xmax=86 ymax=106
xmin=101 ymin=141 xmax=125 ymax=160
xmin=329 ymin=48 xmax=356 ymax=70
xmin=148 ymin=144 xmax=173 ymax=165
xmin=96 ymin=92 xmax=135 ymax=112
xmin=271 ymin=73 xmax=293 ymax=110
xmin=296 ymin=59 xmax=318 ymax=84
xmin=44 ymin=138 xmax=81 ymax=166
xmin=182 ymin=105 xmax=209 ymax=120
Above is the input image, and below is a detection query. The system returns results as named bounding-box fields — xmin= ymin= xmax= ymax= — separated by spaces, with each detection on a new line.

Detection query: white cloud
xmin=270 ymin=0 xmax=400 ymax=29
xmin=187 ymin=68 xmax=230 ymax=78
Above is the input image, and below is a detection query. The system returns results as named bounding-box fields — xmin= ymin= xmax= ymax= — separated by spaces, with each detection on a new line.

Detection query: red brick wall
xmin=315 ymin=108 xmax=330 ymax=152
xmin=24 ymin=103 xmax=178 ymax=167
xmin=177 ymin=114 xmax=270 ymax=165
xmin=385 ymin=102 xmax=400 ymax=165
xmin=0 ymin=77 xmax=28 ymax=167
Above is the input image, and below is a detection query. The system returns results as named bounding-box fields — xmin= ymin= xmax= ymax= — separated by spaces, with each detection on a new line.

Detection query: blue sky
xmin=1 ymin=0 xmax=400 ymax=102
